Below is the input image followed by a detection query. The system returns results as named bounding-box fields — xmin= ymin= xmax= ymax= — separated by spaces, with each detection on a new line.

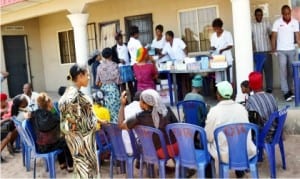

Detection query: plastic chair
xmin=258 ymin=105 xmax=290 ymax=178
xmin=214 ymin=123 xmax=259 ymax=178
xmin=292 ymin=61 xmax=300 ymax=106
xmin=177 ymin=100 xmax=207 ymax=127
xmin=134 ymin=125 xmax=170 ymax=179
xmin=53 ymin=101 xmax=60 ymax=113
xmin=166 ymin=123 xmax=215 ymax=178
xmin=22 ymin=120 xmax=62 ymax=178
xmin=253 ymin=53 xmax=266 ymax=72
xmin=95 ymin=129 xmax=112 ymax=170
xmin=12 ymin=117 xmax=30 ymax=168
xmin=102 ymin=123 xmax=138 ymax=179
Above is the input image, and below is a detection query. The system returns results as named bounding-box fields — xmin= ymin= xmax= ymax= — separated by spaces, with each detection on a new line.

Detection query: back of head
xmin=58 ymin=86 xmax=67 ymax=96
xmin=102 ymin=47 xmax=113 ymax=59
xmin=0 ymin=93 xmax=8 ymax=102
xmin=130 ymin=25 xmax=139 ymax=36
xmin=212 ymin=18 xmax=223 ymax=28
xmin=192 ymin=75 xmax=203 ymax=88
xmin=248 ymin=72 xmax=263 ymax=92
xmin=37 ymin=92 xmax=51 ymax=110
xmin=165 ymin=30 xmax=174 ymax=38
xmin=67 ymin=64 xmax=87 ymax=81
xmin=136 ymin=47 xmax=148 ymax=62
xmin=12 ymin=94 xmax=28 ymax=116
xmin=216 ymin=81 xmax=233 ymax=99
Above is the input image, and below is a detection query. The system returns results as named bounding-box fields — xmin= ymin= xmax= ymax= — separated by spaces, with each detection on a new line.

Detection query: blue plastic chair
xmin=258 ymin=105 xmax=289 ymax=178
xmin=53 ymin=101 xmax=60 ymax=114
xmin=134 ymin=125 xmax=170 ymax=179
xmin=95 ymin=129 xmax=112 ymax=170
xmin=166 ymin=123 xmax=215 ymax=178
xmin=214 ymin=123 xmax=259 ymax=178
xmin=12 ymin=117 xmax=31 ymax=168
xmin=254 ymin=53 xmax=266 ymax=72
xmin=22 ymin=120 xmax=62 ymax=178
xmin=292 ymin=62 xmax=300 ymax=106
xmin=102 ymin=123 xmax=138 ymax=179
xmin=177 ymin=100 xmax=207 ymax=127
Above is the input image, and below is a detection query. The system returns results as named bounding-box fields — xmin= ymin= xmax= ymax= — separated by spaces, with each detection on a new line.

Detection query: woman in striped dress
xmin=59 ymin=64 xmax=99 ymax=178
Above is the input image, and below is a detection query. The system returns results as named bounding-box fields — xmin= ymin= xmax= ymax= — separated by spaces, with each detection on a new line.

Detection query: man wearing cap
xmin=205 ymin=81 xmax=256 ymax=177
xmin=246 ymin=72 xmax=278 ymax=142
xmin=184 ymin=75 xmax=204 ymax=102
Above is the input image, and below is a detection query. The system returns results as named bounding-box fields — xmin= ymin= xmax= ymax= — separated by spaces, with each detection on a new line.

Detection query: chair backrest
xmin=22 ymin=120 xmax=37 ymax=153
xmin=259 ymin=105 xmax=289 ymax=145
xmin=134 ymin=125 xmax=169 ymax=163
xmin=95 ymin=129 xmax=110 ymax=150
xmin=166 ymin=123 xmax=210 ymax=166
xmin=214 ymin=123 xmax=258 ymax=170
xmin=12 ymin=117 xmax=31 ymax=147
xmin=102 ymin=123 xmax=130 ymax=160
xmin=176 ymin=100 xmax=207 ymax=127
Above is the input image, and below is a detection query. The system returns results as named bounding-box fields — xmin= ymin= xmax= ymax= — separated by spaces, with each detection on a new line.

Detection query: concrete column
xmin=67 ymin=13 xmax=91 ymax=95
xmin=231 ymin=0 xmax=254 ymax=102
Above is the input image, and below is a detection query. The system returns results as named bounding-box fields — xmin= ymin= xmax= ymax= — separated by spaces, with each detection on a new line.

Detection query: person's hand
xmin=120 ymin=91 xmax=127 ymax=106
xmin=24 ymin=112 xmax=32 ymax=119
xmin=120 ymin=60 xmax=126 ymax=64
xmin=219 ymin=49 xmax=224 ymax=54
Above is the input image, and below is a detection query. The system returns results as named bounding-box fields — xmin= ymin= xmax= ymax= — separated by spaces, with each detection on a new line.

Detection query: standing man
xmin=252 ymin=8 xmax=273 ymax=93
xmin=127 ymin=25 xmax=143 ymax=65
xmin=271 ymin=5 xmax=300 ymax=102
xmin=151 ymin=24 xmax=170 ymax=63
xmin=23 ymin=83 xmax=39 ymax=111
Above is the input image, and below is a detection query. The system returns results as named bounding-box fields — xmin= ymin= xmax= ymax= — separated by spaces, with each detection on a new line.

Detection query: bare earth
xmin=1 ymin=135 xmax=300 ymax=178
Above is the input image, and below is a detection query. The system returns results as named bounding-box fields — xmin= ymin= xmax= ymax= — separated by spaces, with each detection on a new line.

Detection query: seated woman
xmin=118 ymin=89 xmax=178 ymax=159
xmin=133 ymin=47 xmax=158 ymax=91
xmin=1 ymin=93 xmax=19 ymax=158
xmin=11 ymin=94 xmax=29 ymax=122
xmin=26 ymin=92 xmax=73 ymax=171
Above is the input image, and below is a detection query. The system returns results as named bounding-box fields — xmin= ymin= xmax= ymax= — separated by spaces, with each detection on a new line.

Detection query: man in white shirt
xmin=161 ymin=30 xmax=187 ymax=62
xmin=210 ymin=18 xmax=234 ymax=83
xmin=23 ymin=83 xmax=39 ymax=111
xmin=151 ymin=24 xmax=170 ymax=63
xmin=252 ymin=8 xmax=273 ymax=93
xmin=271 ymin=5 xmax=300 ymax=102
xmin=205 ymin=81 xmax=256 ymax=178
xmin=127 ymin=25 xmax=143 ymax=65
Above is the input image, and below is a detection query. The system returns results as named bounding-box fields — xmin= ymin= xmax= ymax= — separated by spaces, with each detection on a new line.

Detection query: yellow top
xmin=92 ymin=104 xmax=110 ymax=129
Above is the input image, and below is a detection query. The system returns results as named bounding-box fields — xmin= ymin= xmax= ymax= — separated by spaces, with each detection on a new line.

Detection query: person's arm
xmin=118 ymin=91 xmax=129 ymax=130
xmin=271 ymin=32 xmax=277 ymax=53
xmin=95 ymin=66 xmax=102 ymax=87
xmin=219 ymin=45 xmax=233 ymax=54
xmin=219 ymin=31 xmax=233 ymax=54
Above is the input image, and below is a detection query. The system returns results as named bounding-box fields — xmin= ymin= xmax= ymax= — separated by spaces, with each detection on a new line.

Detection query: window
xmin=125 ymin=14 xmax=153 ymax=46
xmin=178 ymin=6 xmax=218 ymax=52
xmin=87 ymin=23 xmax=98 ymax=56
xmin=99 ymin=21 xmax=120 ymax=50
xmin=58 ymin=30 xmax=76 ymax=64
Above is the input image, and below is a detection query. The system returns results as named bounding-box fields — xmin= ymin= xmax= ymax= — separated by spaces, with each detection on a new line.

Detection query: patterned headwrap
xmin=136 ymin=47 xmax=148 ymax=63
xmin=140 ymin=89 xmax=168 ymax=128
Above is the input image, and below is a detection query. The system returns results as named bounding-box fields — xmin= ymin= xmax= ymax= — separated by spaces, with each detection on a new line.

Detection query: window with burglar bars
xmin=58 ymin=30 xmax=76 ymax=64
xmin=87 ymin=23 xmax=98 ymax=56
xmin=178 ymin=6 xmax=218 ymax=53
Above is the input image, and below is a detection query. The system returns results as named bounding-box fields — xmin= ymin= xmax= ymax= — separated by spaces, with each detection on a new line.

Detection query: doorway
xmin=2 ymin=35 xmax=31 ymax=98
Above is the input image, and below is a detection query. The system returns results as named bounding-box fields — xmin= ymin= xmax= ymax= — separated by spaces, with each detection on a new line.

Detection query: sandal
xmin=67 ymin=166 xmax=74 ymax=173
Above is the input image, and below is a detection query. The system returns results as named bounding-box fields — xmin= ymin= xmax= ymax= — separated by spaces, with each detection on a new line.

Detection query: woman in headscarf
xmin=118 ymin=89 xmax=178 ymax=159
xmin=95 ymin=47 xmax=121 ymax=123
xmin=133 ymin=47 xmax=158 ymax=91
xmin=59 ymin=64 xmax=99 ymax=178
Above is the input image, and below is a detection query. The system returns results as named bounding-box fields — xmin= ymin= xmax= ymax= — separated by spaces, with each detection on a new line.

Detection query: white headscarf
xmin=140 ymin=89 xmax=168 ymax=128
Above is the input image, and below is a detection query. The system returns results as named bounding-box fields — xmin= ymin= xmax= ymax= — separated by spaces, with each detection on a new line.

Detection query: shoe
xmin=185 ymin=168 xmax=196 ymax=178
xmin=266 ymin=89 xmax=272 ymax=93
xmin=7 ymin=143 xmax=14 ymax=155
xmin=288 ymin=91 xmax=295 ymax=99
xmin=235 ymin=170 xmax=245 ymax=178
xmin=67 ymin=166 xmax=74 ymax=173
xmin=284 ymin=93 xmax=293 ymax=102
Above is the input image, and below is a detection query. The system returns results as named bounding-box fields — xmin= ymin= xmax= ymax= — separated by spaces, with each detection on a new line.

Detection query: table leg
xmin=172 ymin=73 xmax=178 ymax=105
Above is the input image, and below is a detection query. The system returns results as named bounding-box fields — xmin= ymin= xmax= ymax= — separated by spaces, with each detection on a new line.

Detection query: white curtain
xmin=100 ymin=23 xmax=116 ymax=50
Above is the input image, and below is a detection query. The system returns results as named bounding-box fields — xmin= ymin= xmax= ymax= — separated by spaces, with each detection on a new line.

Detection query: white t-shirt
xmin=127 ymin=37 xmax=142 ymax=65
xmin=24 ymin=91 xmax=39 ymax=111
xmin=117 ymin=44 xmax=130 ymax=65
xmin=151 ymin=36 xmax=170 ymax=62
xmin=210 ymin=30 xmax=234 ymax=64
xmin=272 ymin=17 xmax=299 ymax=51
xmin=162 ymin=38 xmax=187 ymax=61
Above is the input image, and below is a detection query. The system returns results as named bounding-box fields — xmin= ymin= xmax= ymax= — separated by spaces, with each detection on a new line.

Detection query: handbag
xmin=1 ymin=120 xmax=12 ymax=133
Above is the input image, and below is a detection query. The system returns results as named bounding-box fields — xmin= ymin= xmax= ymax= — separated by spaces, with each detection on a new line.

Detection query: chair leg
xmin=258 ymin=146 xmax=264 ymax=162
xmin=265 ymin=144 xmax=276 ymax=178
xmin=211 ymin=159 xmax=216 ymax=178
xmin=250 ymin=163 xmax=259 ymax=178
xmin=22 ymin=143 xmax=25 ymax=166
xmin=139 ymin=157 xmax=143 ymax=178
xmin=109 ymin=154 xmax=113 ymax=179
xmin=158 ymin=160 xmax=166 ymax=179
xmin=25 ymin=148 xmax=31 ymax=171
xmin=279 ymin=138 xmax=286 ymax=170
xmin=174 ymin=159 xmax=180 ymax=179
xmin=47 ymin=155 xmax=56 ymax=179
xmin=33 ymin=158 xmax=37 ymax=179
xmin=220 ymin=164 xmax=229 ymax=178
xmin=197 ymin=164 xmax=205 ymax=178
xmin=126 ymin=157 xmax=134 ymax=178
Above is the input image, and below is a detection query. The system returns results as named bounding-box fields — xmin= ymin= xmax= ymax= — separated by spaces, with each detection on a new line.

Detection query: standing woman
xmin=59 ymin=64 xmax=99 ymax=178
xmin=95 ymin=48 xmax=121 ymax=123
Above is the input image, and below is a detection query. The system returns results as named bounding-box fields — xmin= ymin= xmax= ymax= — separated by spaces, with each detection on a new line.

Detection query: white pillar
xmin=67 ymin=13 xmax=91 ymax=95
xmin=231 ymin=0 xmax=254 ymax=102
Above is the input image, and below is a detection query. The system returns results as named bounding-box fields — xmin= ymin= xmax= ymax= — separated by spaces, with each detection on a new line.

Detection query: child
xmin=133 ymin=47 xmax=158 ymax=91
xmin=92 ymin=90 xmax=110 ymax=129
xmin=240 ymin=80 xmax=251 ymax=105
